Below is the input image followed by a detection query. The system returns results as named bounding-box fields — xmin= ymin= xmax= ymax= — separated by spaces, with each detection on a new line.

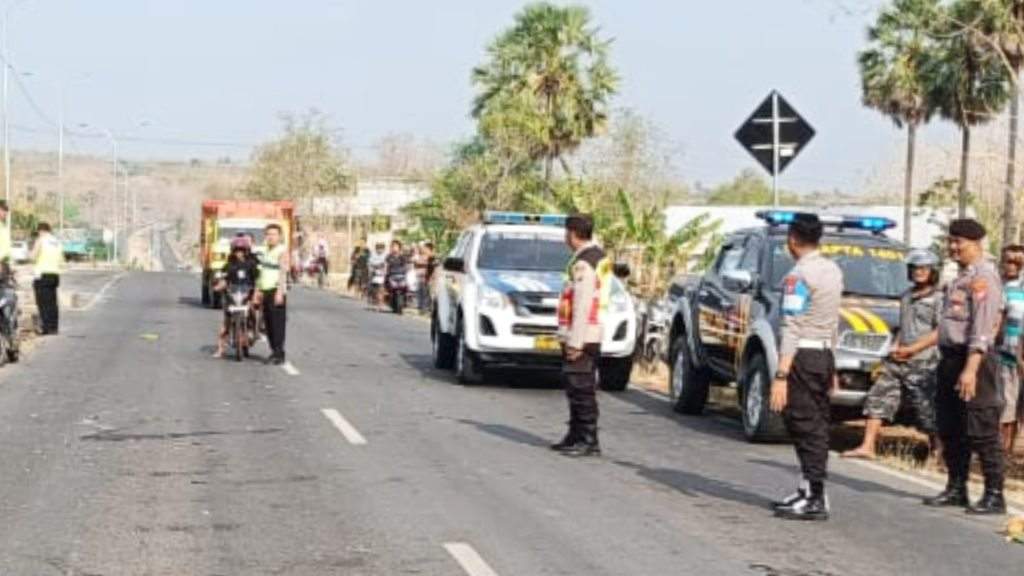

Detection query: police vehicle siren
xmin=483 ymin=211 xmax=568 ymax=227
xmin=755 ymin=210 xmax=896 ymax=234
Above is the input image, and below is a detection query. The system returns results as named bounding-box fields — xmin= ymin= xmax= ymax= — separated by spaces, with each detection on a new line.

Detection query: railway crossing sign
xmin=734 ymin=91 xmax=815 ymax=206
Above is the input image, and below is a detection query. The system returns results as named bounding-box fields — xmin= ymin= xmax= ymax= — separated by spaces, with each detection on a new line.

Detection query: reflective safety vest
xmin=558 ymin=244 xmax=613 ymax=337
xmin=0 ymin=222 xmax=10 ymax=263
xmin=258 ymin=244 xmax=287 ymax=291
xmin=34 ymin=234 xmax=63 ymax=276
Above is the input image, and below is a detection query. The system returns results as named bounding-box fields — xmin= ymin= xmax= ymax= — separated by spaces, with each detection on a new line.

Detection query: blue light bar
xmin=756 ymin=210 xmax=896 ymax=233
xmin=483 ymin=211 xmax=567 ymax=227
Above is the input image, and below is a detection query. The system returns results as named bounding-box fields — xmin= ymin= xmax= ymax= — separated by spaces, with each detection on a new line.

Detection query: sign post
xmin=734 ymin=90 xmax=815 ymax=207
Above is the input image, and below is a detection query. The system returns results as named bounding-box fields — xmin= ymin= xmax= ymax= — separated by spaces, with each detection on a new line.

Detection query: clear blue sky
xmin=4 ymin=0 xmax=953 ymax=193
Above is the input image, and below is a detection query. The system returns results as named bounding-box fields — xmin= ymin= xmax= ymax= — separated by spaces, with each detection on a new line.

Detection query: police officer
xmin=770 ymin=214 xmax=843 ymax=521
xmin=256 ymin=223 xmax=289 ymax=365
xmin=31 ymin=222 xmax=63 ymax=335
xmin=0 ymin=200 xmax=11 ymax=273
xmin=551 ymin=213 xmax=611 ymax=458
xmin=842 ymin=249 xmax=942 ymax=459
xmin=924 ymin=218 xmax=1006 ymax=514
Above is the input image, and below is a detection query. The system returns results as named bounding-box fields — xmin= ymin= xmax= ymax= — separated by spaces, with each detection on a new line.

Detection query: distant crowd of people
xmin=347 ymin=239 xmax=436 ymax=313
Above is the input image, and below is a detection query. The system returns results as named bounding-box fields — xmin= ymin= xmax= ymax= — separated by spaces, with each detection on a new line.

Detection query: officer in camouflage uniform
xmin=924 ymin=219 xmax=1006 ymax=515
xmin=842 ymin=249 xmax=941 ymax=460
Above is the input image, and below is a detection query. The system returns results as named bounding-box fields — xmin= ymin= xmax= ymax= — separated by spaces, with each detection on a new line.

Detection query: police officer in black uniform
xmin=924 ymin=219 xmax=1006 ymax=514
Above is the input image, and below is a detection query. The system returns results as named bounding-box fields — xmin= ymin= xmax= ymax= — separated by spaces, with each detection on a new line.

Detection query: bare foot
xmin=841 ymin=447 xmax=876 ymax=460
xmin=212 ymin=349 xmax=224 ymax=359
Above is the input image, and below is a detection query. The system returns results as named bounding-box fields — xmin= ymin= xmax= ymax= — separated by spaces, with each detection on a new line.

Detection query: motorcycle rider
xmin=212 ymin=236 xmax=259 ymax=358
xmin=384 ymin=239 xmax=408 ymax=310
xmin=315 ymin=236 xmax=329 ymax=279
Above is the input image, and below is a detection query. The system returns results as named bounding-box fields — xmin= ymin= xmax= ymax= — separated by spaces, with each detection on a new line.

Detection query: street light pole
xmin=57 ymin=84 xmax=64 ymax=234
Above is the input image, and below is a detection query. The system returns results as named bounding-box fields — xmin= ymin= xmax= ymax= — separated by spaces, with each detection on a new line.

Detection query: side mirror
xmin=613 ymin=262 xmax=631 ymax=279
xmin=722 ymin=269 xmax=754 ymax=291
xmin=443 ymin=256 xmax=465 ymax=273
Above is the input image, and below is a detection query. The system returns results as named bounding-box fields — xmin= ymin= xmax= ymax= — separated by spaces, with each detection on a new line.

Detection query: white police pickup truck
xmin=430 ymin=212 xmax=637 ymax=389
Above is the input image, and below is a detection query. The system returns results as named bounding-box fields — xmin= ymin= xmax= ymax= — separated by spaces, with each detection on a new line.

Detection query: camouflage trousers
xmin=862 ymin=358 xmax=938 ymax=434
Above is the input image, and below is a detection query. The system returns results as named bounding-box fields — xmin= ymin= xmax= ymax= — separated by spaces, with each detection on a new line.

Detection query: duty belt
xmin=797 ymin=339 xmax=832 ymax=350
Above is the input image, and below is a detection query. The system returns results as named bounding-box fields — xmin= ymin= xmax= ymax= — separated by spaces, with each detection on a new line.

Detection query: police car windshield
xmin=770 ymin=239 xmax=908 ymax=299
xmin=477 ymin=231 xmax=571 ymax=272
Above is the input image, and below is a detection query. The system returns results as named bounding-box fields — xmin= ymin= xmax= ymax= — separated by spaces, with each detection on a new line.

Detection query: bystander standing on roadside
xmin=30 ymin=222 xmax=63 ymax=336
xmin=924 ymin=219 xmax=1006 ymax=515
xmin=413 ymin=243 xmax=429 ymax=314
xmin=422 ymin=242 xmax=436 ymax=313
xmin=997 ymin=245 xmax=1024 ymax=454
xmin=842 ymin=249 xmax=942 ymax=461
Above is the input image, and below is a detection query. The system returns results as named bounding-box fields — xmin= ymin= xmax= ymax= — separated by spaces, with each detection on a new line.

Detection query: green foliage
xmin=859 ymin=0 xmax=942 ymax=129
xmin=472 ymin=2 xmax=618 ymax=186
xmin=243 ymin=110 xmax=352 ymax=202
xmin=706 ymin=169 xmax=799 ymax=205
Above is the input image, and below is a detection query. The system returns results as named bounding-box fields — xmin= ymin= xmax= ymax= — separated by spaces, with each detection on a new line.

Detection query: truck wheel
xmin=741 ymin=353 xmax=789 ymax=443
xmin=669 ymin=335 xmax=709 ymax=414
xmin=431 ymin=315 xmax=457 ymax=370
xmin=456 ymin=323 xmax=483 ymax=385
xmin=599 ymin=356 xmax=632 ymax=392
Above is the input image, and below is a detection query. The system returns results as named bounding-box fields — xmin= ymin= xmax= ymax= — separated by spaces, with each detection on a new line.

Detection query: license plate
xmin=228 ymin=305 xmax=249 ymax=313
xmin=534 ymin=335 xmax=560 ymax=351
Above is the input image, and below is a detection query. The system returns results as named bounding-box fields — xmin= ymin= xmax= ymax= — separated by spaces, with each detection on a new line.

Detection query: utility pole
xmin=57 ymin=84 xmax=64 ymax=235
xmin=1 ymin=0 xmax=33 ymax=232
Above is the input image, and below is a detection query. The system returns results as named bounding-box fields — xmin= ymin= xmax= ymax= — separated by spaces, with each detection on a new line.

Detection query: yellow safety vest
xmin=258 ymin=244 xmax=286 ymax=291
xmin=34 ymin=235 xmax=63 ymax=276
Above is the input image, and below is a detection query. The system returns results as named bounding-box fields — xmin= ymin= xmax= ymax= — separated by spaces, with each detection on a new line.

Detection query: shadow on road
xmin=397 ymin=352 xmax=562 ymax=390
xmin=178 ymin=296 xmax=207 ymax=309
xmin=603 ymin=388 xmax=748 ymax=444
xmin=614 ymin=459 xmax=769 ymax=508
xmin=456 ymin=418 xmax=550 ymax=448
xmin=747 ymin=458 xmax=922 ymax=501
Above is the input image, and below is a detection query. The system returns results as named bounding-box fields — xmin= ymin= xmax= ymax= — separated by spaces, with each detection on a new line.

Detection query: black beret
xmin=948 ymin=218 xmax=986 ymax=241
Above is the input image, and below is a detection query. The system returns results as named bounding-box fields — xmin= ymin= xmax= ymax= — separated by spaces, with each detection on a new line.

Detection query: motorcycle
xmin=225 ymin=282 xmax=255 ymax=362
xmin=637 ymin=298 xmax=668 ymax=373
xmin=368 ymin=264 xmax=386 ymax=306
xmin=0 ymin=278 xmax=19 ymax=365
xmin=305 ymin=257 xmax=327 ymax=288
xmin=386 ymin=272 xmax=408 ymax=315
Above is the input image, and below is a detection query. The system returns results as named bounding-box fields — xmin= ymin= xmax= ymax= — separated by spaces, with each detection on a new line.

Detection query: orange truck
xmin=200 ymin=200 xmax=294 ymax=308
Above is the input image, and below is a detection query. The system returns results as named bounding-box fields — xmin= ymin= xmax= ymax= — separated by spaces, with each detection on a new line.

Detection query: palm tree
xmin=858 ymin=0 xmax=941 ymax=245
xmin=968 ymin=0 xmax=1024 ymax=242
xmin=471 ymin=3 xmax=618 ymax=191
xmin=929 ymin=0 xmax=1013 ymax=218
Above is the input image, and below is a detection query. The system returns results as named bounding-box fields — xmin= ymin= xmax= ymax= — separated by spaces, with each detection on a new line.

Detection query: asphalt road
xmin=0 ymin=272 xmax=1019 ymax=575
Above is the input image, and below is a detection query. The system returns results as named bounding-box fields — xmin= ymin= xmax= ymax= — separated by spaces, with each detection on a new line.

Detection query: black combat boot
xmin=775 ymin=482 xmax=829 ymax=521
xmin=966 ymin=486 xmax=1006 ymax=515
xmin=771 ymin=477 xmax=809 ymax=512
xmin=550 ymin=424 xmax=579 ymax=452
xmin=922 ymin=479 xmax=969 ymax=507
xmin=561 ymin=425 xmax=601 ymax=458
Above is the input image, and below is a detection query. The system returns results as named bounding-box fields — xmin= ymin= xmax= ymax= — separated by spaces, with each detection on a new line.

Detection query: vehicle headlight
xmin=608 ymin=290 xmax=630 ymax=314
xmin=478 ymin=285 xmax=508 ymax=310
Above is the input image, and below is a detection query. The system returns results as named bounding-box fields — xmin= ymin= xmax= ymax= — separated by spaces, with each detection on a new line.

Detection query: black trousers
xmin=782 ymin=349 xmax=835 ymax=484
xmin=936 ymin=349 xmax=1004 ymax=489
xmin=563 ymin=344 xmax=600 ymax=430
xmin=262 ymin=290 xmax=286 ymax=359
xmin=33 ymin=274 xmax=59 ymax=334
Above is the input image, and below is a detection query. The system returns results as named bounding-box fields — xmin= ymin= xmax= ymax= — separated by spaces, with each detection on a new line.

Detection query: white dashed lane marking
xmin=444 ymin=543 xmax=500 ymax=576
xmin=320 ymin=408 xmax=367 ymax=445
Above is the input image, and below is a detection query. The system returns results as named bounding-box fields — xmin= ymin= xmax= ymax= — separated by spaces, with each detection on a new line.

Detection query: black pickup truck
xmin=666 ymin=211 xmax=909 ymax=442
